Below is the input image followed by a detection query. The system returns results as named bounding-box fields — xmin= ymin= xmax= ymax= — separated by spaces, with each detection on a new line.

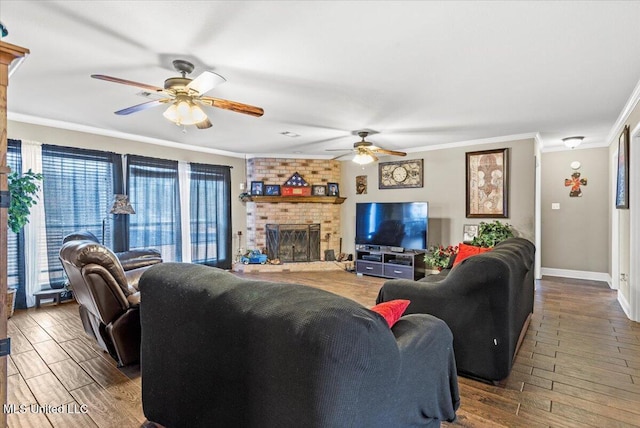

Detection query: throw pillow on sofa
xmin=452 ymin=243 xmax=492 ymax=267
xmin=370 ymin=299 xmax=411 ymax=327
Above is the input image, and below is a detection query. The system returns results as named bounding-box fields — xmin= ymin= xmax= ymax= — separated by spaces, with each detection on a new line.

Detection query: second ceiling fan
xmin=328 ymin=131 xmax=407 ymax=164
xmin=91 ymin=59 xmax=264 ymax=129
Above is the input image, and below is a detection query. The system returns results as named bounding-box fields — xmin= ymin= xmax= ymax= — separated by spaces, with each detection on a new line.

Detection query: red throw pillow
xmin=370 ymin=299 xmax=411 ymax=327
xmin=452 ymin=243 xmax=492 ymax=267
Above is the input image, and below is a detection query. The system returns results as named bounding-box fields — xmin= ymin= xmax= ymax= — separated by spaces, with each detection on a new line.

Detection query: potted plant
xmin=425 ymin=245 xmax=458 ymax=271
xmin=470 ymin=220 xmax=514 ymax=248
xmin=7 ymin=169 xmax=43 ymax=233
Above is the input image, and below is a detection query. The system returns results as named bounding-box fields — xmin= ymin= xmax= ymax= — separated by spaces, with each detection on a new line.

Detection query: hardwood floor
xmin=5 ymin=270 xmax=640 ymax=427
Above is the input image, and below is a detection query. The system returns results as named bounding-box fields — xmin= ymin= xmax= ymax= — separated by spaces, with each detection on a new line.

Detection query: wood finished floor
xmin=5 ymin=270 xmax=640 ymax=427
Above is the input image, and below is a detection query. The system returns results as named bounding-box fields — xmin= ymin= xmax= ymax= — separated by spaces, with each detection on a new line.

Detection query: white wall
xmin=540 ymin=147 xmax=609 ymax=275
xmin=340 ymin=138 xmax=536 ymax=256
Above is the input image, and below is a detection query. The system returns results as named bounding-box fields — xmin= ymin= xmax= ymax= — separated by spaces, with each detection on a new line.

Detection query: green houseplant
xmin=470 ymin=220 xmax=514 ymax=248
xmin=7 ymin=169 xmax=43 ymax=233
xmin=425 ymin=245 xmax=458 ymax=271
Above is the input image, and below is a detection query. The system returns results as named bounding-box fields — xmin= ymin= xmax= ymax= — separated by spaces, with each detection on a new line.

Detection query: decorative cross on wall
xmin=564 ymin=172 xmax=587 ymax=197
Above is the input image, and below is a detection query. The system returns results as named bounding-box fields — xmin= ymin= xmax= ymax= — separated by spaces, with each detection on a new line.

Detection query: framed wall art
xmin=466 ymin=148 xmax=509 ymax=218
xmin=378 ymin=159 xmax=423 ymax=189
xmin=356 ymin=175 xmax=367 ymax=194
xmin=327 ymin=182 xmax=339 ymax=196
xmin=616 ymin=125 xmax=630 ymax=209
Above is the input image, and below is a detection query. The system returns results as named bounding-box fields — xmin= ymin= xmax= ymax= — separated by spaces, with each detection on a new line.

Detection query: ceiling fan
xmin=328 ymin=131 xmax=407 ymax=164
xmin=91 ymin=59 xmax=264 ymax=129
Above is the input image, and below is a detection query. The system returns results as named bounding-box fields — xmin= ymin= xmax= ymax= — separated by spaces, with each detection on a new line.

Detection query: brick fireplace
xmin=266 ymin=223 xmax=321 ymax=262
xmin=245 ymin=158 xmax=342 ymax=260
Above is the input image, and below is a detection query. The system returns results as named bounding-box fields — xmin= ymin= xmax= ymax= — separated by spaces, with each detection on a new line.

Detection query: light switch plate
xmin=552 ymin=203 xmax=560 ymax=210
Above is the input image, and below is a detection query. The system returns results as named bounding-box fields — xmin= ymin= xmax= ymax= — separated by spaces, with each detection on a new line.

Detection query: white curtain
xmin=178 ymin=161 xmax=191 ymax=263
xmin=21 ymin=140 xmax=46 ymax=307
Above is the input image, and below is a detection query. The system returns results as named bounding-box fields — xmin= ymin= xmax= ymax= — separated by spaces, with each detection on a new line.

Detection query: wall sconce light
xmin=562 ymin=136 xmax=584 ymax=149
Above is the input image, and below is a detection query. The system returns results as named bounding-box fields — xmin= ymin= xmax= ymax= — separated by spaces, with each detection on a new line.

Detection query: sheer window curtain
xmin=178 ymin=162 xmax=191 ymax=263
xmin=22 ymin=141 xmax=45 ymax=307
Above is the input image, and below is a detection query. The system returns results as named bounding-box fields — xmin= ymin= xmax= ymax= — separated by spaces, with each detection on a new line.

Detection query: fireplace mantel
xmin=242 ymin=196 xmax=346 ymax=204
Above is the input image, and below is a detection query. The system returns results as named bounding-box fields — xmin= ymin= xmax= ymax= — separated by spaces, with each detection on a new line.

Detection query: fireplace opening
xmin=266 ymin=224 xmax=321 ymax=262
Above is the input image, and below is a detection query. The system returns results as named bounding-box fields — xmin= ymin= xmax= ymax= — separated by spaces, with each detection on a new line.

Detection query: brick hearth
xmin=245 ymin=158 xmax=342 ymax=259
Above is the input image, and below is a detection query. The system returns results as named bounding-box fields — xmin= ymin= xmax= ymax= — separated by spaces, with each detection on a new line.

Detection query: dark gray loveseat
xmin=376 ymin=237 xmax=536 ymax=383
xmin=139 ymin=263 xmax=460 ymax=428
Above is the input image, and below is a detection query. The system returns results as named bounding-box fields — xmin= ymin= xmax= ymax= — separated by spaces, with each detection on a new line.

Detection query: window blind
xmin=127 ymin=155 xmax=182 ymax=262
xmin=7 ymin=139 xmax=26 ymax=306
xmin=42 ymin=145 xmax=122 ymax=287
xmin=189 ymin=163 xmax=232 ymax=268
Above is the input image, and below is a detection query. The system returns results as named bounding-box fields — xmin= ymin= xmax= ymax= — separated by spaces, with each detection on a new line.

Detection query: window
xmin=42 ymin=145 xmax=122 ymax=288
xmin=127 ymin=155 xmax=182 ymax=262
xmin=190 ymin=163 xmax=232 ymax=268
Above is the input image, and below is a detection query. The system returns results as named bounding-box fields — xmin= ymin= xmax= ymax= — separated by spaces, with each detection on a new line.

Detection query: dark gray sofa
xmin=139 ymin=263 xmax=460 ymax=428
xmin=376 ymin=237 xmax=536 ymax=383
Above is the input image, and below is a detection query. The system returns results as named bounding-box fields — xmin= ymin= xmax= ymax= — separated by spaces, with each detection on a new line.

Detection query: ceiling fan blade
xmin=186 ymin=71 xmax=226 ymax=95
xmin=200 ymin=96 xmax=264 ymax=117
xmin=195 ymin=118 xmax=213 ymax=129
xmin=137 ymin=90 xmax=173 ymax=101
xmin=371 ymin=148 xmax=407 ymax=157
xmin=91 ymin=74 xmax=163 ymax=92
xmin=331 ymin=152 xmax=353 ymax=160
xmin=325 ymin=148 xmax=353 ymax=152
xmin=114 ymin=99 xmax=170 ymax=115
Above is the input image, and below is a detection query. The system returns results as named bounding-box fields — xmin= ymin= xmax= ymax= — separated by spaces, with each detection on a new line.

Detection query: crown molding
xmin=403 ymin=132 xmax=539 ymax=154
xmin=245 ymin=153 xmax=337 ymax=160
xmin=540 ymin=141 xmax=610 ymax=153
xmin=605 ymin=76 xmax=640 ymax=146
xmin=8 ymin=112 xmax=245 ymax=158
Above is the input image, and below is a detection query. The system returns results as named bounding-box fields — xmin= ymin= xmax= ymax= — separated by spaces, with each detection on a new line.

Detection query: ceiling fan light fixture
xmin=353 ymin=152 xmax=375 ymax=165
xmin=562 ymin=136 xmax=584 ymax=149
xmin=163 ymin=98 xmax=208 ymax=126
xmin=162 ymin=103 xmax=179 ymax=122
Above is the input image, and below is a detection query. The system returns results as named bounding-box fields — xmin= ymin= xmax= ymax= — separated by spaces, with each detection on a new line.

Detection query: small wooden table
xmin=34 ymin=289 xmax=68 ymax=308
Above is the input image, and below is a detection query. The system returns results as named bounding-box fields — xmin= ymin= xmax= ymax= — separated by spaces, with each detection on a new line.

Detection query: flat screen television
xmin=355 ymin=202 xmax=428 ymax=250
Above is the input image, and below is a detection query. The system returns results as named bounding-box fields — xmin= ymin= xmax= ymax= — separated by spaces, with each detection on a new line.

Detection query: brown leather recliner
xmin=59 ymin=239 xmax=160 ymax=366
xmin=62 ymin=231 xmax=162 ymax=271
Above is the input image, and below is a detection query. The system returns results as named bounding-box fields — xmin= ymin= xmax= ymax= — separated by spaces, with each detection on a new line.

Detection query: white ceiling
xmin=3 ymin=1 xmax=640 ymax=158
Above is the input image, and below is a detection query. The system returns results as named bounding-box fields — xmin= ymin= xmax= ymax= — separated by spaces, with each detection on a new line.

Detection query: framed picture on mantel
xmin=250 ymin=181 xmax=264 ymax=196
xmin=327 ymin=182 xmax=339 ymax=196
xmin=265 ymin=184 xmax=281 ymax=196
xmin=466 ymin=148 xmax=509 ymax=218
xmin=312 ymin=185 xmax=327 ymax=196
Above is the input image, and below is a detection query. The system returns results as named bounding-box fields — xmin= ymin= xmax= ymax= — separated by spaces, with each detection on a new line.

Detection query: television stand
xmin=355 ymin=249 xmax=426 ymax=280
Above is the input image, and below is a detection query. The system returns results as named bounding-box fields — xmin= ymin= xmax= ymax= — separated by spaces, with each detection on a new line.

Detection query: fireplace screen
xmin=266 ymin=224 xmax=320 ymax=262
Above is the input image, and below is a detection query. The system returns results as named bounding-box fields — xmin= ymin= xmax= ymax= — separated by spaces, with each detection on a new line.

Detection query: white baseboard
xmin=618 ymin=291 xmax=631 ymax=319
xmin=540 ymin=267 xmax=612 ymax=287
